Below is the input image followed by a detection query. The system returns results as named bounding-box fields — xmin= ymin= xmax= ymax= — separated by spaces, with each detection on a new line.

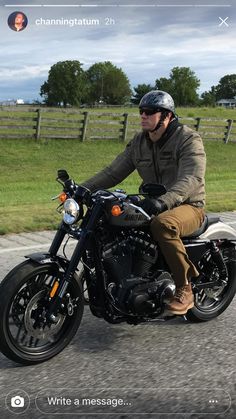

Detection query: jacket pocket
xmin=136 ymin=158 xmax=152 ymax=167
xmin=136 ymin=158 xmax=154 ymax=182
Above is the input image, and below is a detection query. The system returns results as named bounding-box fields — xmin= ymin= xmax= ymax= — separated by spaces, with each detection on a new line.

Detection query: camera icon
xmin=11 ymin=396 xmax=25 ymax=408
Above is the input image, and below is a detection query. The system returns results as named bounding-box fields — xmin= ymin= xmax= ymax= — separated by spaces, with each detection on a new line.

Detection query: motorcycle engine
xmin=102 ymin=230 xmax=175 ymax=315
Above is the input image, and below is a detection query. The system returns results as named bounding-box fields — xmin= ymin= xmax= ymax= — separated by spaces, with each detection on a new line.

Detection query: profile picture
xmin=8 ymin=11 xmax=28 ymax=32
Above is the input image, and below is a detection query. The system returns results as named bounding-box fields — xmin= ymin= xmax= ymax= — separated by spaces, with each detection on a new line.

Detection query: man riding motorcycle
xmin=82 ymin=90 xmax=206 ymax=315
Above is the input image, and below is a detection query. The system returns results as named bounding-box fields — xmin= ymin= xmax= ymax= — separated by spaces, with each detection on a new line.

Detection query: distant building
xmin=0 ymin=99 xmax=25 ymax=106
xmin=217 ymin=97 xmax=236 ymax=108
xmin=0 ymin=99 xmax=16 ymax=106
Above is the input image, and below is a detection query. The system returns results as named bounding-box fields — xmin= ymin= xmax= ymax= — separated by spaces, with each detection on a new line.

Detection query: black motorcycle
xmin=0 ymin=170 xmax=235 ymax=365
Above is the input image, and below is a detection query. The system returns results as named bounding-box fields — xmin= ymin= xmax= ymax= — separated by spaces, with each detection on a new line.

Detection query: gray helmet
xmin=139 ymin=90 xmax=176 ymax=115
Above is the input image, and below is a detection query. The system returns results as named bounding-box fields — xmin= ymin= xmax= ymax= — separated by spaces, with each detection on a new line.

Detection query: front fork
xmin=47 ymin=204 xmax=103 ymax=320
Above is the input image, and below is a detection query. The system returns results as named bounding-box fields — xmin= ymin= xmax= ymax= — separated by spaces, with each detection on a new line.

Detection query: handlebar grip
xmin=57 ymin=169 xmax=70 ymax=183
xmin=74 ymin=185 xmax=91 ymax=206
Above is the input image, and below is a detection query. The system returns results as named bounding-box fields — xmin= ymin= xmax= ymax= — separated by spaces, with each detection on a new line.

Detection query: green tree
xmin=201 ymin=86 xmax=217 ymax=106
xmin=40 ymin=60 xmax=88 ymax=107
xmin=86 ymin=61 xmax=131 ymax=105
xmin=215 ymin=74 xmax=236 ymax=100
xmin=155 ymin=77 xmax=172 ymax=94
xmin=131 ymin=84 xmax=155 ymax=104
xmin=156 ymin=67 xmax=200 ymax=106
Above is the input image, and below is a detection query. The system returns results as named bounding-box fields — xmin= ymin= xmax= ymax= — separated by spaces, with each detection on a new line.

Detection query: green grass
xmin=0 ymin=136 xmax=236 ymax=235
xmin=177 ymin=106 xmax=236 ymax=119
xmin=1 ymin=105 xmax=234 ymax=117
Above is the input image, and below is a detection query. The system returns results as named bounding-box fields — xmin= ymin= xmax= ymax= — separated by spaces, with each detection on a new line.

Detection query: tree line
xmin=40 ymin=60 xmax=236 ymax=107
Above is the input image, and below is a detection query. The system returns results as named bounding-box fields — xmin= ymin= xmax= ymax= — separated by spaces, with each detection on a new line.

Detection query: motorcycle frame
xmin=26 ymin=195 xmax=236 ymax=322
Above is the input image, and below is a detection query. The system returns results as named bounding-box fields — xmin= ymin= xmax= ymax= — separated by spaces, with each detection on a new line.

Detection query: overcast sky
xmin=0 ymin=0 xmax=235 ymax=102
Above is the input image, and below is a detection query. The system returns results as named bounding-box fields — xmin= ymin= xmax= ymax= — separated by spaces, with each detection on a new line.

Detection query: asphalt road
xmin=0 ymin=215 xmax=236 ymax=419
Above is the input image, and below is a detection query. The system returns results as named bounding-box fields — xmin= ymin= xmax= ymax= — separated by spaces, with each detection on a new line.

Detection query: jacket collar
xmin=145 ymin=118 xmax=182 ymax=149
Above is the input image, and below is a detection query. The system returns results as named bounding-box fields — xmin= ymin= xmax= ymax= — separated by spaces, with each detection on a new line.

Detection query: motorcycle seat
xmin=182 ymin=214 xmax=220 ymax=239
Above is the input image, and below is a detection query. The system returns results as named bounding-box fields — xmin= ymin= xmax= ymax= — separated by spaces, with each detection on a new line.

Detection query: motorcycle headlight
xmin=63 ymin=199 xmax=80 ymax=225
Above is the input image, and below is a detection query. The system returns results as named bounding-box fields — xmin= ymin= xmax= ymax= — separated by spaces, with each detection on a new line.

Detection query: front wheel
xmin=0 ymin=260 xmax=84 ymax=364
xmin=186 ymin=245 xmax=236 ymax=322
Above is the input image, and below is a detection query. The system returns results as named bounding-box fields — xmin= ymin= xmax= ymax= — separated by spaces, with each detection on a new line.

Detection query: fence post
xmin=224 ymin=119 xmax=233 ymax=144
xmin=35 ymin=109 xmax=42 ymax=140
xmin=122 ymin=113 xmax=129 ymax=142
xmin=81 ymin=111 xmax=89 ymax=141
xmin=195 ymin=117 xmax=201 ymax=131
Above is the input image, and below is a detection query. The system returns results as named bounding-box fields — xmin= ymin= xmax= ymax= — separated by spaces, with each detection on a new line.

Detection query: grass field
xmin=1 ymin=105 xmax=235 ymax=118
xmin=0 ymin=133 xmax=236 ymax=235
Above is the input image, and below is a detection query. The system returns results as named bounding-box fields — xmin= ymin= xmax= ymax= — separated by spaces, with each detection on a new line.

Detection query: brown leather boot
xmin=165 ymin=283 xmax=194 ymax=315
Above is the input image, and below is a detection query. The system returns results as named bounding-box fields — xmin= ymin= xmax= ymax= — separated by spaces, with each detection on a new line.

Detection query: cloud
xmin=0 ymin=1 xmax=235 ymax=100
xmin=0 ymin=65 xmax=49 ymax=80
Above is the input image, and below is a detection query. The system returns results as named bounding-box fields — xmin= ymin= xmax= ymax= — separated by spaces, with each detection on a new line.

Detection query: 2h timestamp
xmin=104 ymin=17 xmax=116 ymax=25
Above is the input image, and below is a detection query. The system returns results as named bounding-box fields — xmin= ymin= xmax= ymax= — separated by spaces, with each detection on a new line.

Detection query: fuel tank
xmin=108 ymin=201 xmax=151 ymax=228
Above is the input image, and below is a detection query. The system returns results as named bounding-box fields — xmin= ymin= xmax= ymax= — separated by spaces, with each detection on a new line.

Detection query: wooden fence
xmin=0 ymin=107 xmax=235 ymax=143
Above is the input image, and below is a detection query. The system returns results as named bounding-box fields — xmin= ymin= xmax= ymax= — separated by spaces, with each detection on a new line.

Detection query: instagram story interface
xmin=0 ymin=1 xmax=236 ymax=418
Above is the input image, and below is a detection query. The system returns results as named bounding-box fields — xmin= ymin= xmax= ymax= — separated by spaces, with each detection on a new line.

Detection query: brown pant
xmin=150 ymin=205 xmax=205 ymax=288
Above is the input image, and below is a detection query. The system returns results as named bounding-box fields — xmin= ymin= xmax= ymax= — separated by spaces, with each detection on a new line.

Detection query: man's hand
xmin=139 ymin=198 xmax=167 ymax=216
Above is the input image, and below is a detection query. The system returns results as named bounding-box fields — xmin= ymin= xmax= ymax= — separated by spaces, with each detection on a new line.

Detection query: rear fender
xmin=199 ymin=221 xmax=236 ymax=240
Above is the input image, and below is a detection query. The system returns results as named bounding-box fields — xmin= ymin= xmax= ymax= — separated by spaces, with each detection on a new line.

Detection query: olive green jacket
xmin=82 ymin=121 xmax=206 ymax=209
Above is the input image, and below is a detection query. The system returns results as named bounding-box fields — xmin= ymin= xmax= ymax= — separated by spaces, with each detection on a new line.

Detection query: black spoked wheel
xmin=187 ymin=246 xmax=236 ymax=322
xmin=0 ymin=260 xmax=84 ymax=364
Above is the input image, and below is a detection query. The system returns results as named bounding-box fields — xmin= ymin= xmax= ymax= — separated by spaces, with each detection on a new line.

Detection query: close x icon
xmin=218 ymin=17 xmax=229 ymax=26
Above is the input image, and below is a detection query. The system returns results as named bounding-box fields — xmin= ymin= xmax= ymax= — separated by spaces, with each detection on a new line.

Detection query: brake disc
xmin=204 ymin=269 xmax=227 ymax=298
xmin=24 ymin=290 xmax=65 ymax=339
xmin=204 ymin=283 xmax=226 ymax=299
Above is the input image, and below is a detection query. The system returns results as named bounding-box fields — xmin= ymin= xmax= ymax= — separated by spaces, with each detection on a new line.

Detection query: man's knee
xmin=150 ymin=214 xmax=180 ymax=242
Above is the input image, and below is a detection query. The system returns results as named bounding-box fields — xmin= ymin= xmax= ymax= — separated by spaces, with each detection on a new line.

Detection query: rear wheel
xmin=0 ymin=260 xmax=84 ymax=364
xmin=186 ymin=246 xmax=236 ymax=322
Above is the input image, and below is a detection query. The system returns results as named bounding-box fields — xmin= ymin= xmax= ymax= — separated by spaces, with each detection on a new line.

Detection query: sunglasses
xmin=139 ymin=108 xmax=162 ymax=116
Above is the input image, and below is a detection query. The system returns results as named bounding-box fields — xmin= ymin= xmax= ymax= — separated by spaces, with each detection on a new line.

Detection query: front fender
xmin=25 ymin=252 xmax=72 ymax=272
